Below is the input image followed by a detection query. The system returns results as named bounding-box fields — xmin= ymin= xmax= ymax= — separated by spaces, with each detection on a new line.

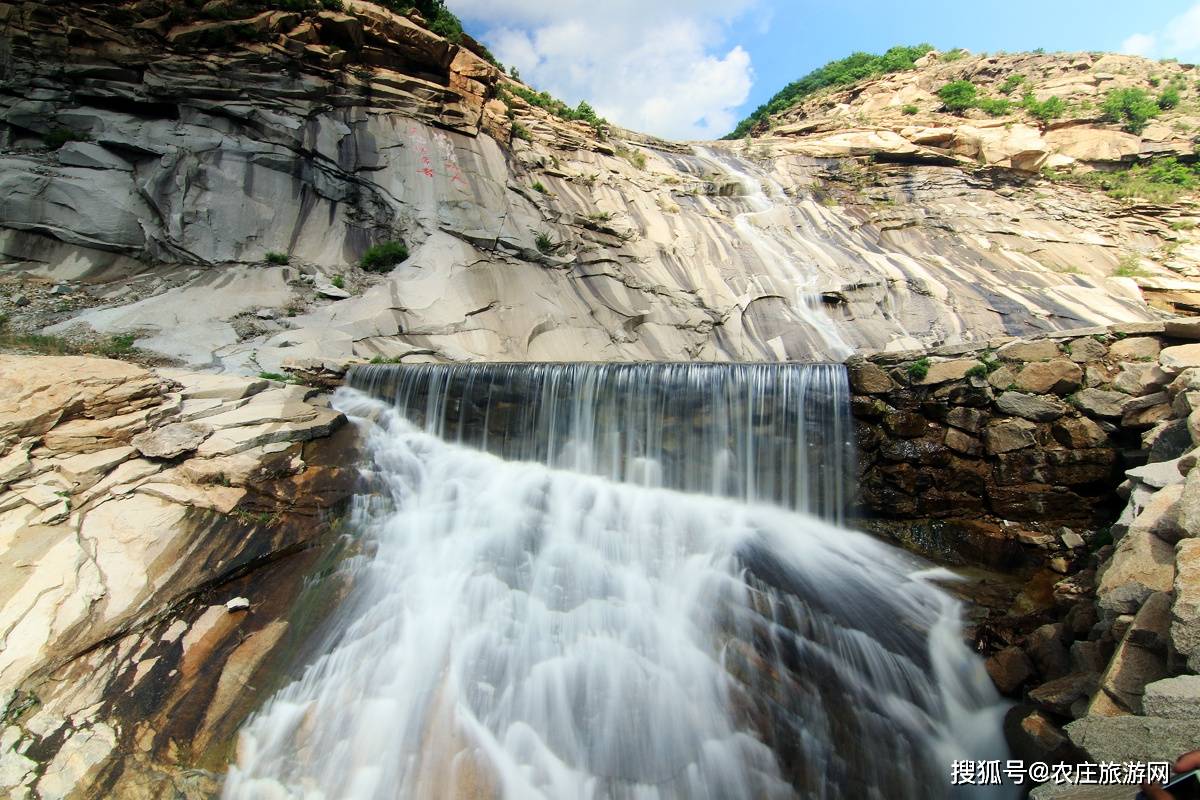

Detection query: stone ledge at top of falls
xmin=0 ymin=354 xmax=357 ymax=799
xmin=1 ymin=4 xmax=1196 ymax=369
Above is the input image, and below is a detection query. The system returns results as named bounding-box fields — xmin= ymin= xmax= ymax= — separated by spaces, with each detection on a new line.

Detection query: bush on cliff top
xmin=938 ymin=80 xmax=978 ymax=113
xmin=1101 ymin=87 xmax=1160 ymax=134
xmin=723 ymin=44 xmax=935 ymax=139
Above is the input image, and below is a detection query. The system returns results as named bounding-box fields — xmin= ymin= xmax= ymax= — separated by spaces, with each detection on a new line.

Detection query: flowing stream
xmin=224 ymin=363 xmax=1010 ymax=800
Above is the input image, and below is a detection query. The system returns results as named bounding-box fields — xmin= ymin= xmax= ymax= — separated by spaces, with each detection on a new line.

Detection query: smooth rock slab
xmin=1110 ymin=336 xmax=1161 ymax=361
xmin=131 ymin=422 xmax=211 ymax=460
xmin=1161 ymin=343 xmax=1200 ymax=370
xmin=1072 ymin=388 xmax=1132 ymax=419
xmin=1165 ymin=318 xmax=1200 ymax=340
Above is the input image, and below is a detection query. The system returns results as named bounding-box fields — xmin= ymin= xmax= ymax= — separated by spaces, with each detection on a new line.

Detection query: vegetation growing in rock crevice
xmin=723 ymin=44 xmax=934 ymax=139
xmin=1045 ymin=157 xmax=1200 ymax=204
xmin=500 ymin=85 xmax=607 ymax=133
xmin=360 ymin=240 xmax=408 ymax=271
xmin=1100 ymin=87 xmax=1160 ymax=134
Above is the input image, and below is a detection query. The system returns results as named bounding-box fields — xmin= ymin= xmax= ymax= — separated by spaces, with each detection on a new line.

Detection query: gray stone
xmin=995 ymin=391 xmax=1067 ymax=421
xmin=12 ymin=294 xmax=29 ymax=308
xmin=130 ymin=422 xmax=211 ymax=459
xmin=1126 ymin=457 xmax=1186 ymax=489
xmin=1179 ymin=469 xmax=1200 ymax=541
xmin=1142 ymin=675 xmax=1200 ymax=720
xmin=984 ymin=418 xmax=1038 ymax=454
xmin=315 ymin=284 xmax=351 ymax=299
xmin=1113 ymin=362 xmax=1172 ymax=396
xmin=1067 ymin=336 xmax=1108 ymax=362
xmin=945 ymin=406 xmax=984 ymax=433
xmin=1065 ymin=715 xmax=1200 ymax=764
xmin=1061 ymin=530 xmax=1086 ymax=549
xmin=1072 ymin=388 xmax=1133 ymax=419
xmin=1069 ymin=640 xmax=1109 ymax=674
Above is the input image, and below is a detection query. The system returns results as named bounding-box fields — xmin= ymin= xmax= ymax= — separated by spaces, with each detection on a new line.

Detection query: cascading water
xmin=224 ymin=363 xmax=1012 ymax=800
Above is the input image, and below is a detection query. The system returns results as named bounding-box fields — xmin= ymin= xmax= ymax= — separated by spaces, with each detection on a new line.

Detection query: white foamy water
xmin=224 ymin=364 xmax=1011 ymax=800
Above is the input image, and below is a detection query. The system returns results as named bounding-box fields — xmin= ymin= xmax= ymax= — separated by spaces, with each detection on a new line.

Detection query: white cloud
xmin=1122 ymin=3 xmax=1200 ymax=62
xmin=449 ymin=0 xmax=757 ymax=140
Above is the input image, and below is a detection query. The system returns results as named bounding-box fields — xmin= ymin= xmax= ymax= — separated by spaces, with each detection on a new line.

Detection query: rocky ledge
xmin=850 ymin=318 xmax=1200 ymax=795
xmin=0 ymin=355 xmax=355 ymax=798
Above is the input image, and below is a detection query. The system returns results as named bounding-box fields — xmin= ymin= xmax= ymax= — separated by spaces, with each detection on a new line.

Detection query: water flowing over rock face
xmin=226 ymin=364 xmax=1011 ymax=800
xmin=0 ymin=2 xmax=1172 ymax=371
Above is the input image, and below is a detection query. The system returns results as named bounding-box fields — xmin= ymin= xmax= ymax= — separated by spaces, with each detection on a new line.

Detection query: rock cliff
xmin=2 ymin=3 xmax=1196 ymax=370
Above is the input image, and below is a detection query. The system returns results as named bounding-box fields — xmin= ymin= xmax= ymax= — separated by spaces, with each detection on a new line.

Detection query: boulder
xmin=944 ymin=427 xmax=982 ymax=456
xmin=1045 ymin=128 xmax=1141 ymax=162
xmin=1131 ymin=483 xmax=1185 ymax=544
xmin=884 ymin=411 xmax=927 ymax=438
xmin=995 ymin=392 xmax=1067 ymax=421
xmin=1051 ymin=416 xmax=1109 ymax=448
xmin=1029 ymin=672 xmax=1099 ymax=716
xmin=1026 ymin=623 xmax=1071 ymax=680
xmin=1142 ymin=675 xmax=1200 ymax=720
xmin=1172 ymin=539 xmax=1200 ymax=672
xmin=1094 ymin=597 xmax=1171 ymax=714
xmin=986 ymin=645 xmax=1035 ymax=694
xmin=1065 ymin=715 xmax=1200 ymax=764
xmin=1113 ymin=363 xmax=1172 ymax=396
xmin=1014 ymin=360 xmax=1083 ymax=394
xmin=1072 ymin=388 xmax=1132 ymax=419
xmin=915 ymin=358 xmax=982 ymax=386
xmin=1067 ymin=337 xmax=1108 ymax=362
xmin=1126 ymin=458 xmax=1185 ymax=490
xmin=1165 ymin=318 xmax=1200 ymax=341
xmin=984 ymin=418 xmax=1038 ymax=454
xmin=1109 ymin=337 xmax=1162 ymax=361
xmin=997 ymin=339 xmax=1061 ymax=362
xmin=945 ymin=406 xmax=984 ymax=433
xmin=1161 ymin=343 xmax=1200 ymax=370
xmin=1069 ymin=640 xmax=1109 ymax=674
xmin=1097 ymin=525 xmax=1176 ymax=614
xmin=1176 ymin=468 xmax=1200 ymax=539
xmin=848 ymin=363 xmax=893 ymax=394
xmin=131 ymin=422 xmax=212 ymax=460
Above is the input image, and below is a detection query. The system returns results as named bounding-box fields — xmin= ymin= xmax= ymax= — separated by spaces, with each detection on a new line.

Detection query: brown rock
xmin=848 ymin=363 xmax=893 ymax=394
xmin=1051 ymin=416 xmax=1109 ymax=448
xmin=945 ymin=406 xmax=984 ymax=433
xmin=1165 ymin=318 xmax=1200 ymax=340
xmin=915 ymin=358 xmax=983 ymax=386
xmin=944 ymin=427 xmax=981 ymax=456
xmin=986 ymin=645 xmax=1035 ymax=694
xmin=997 ymin=339 xmax=1060 ymax=362
xmin=1014 ymin=360 xmax=1083 ymax=394
xmin=884 ymin=410 xmax=927 ymax=438
xmin=1029 ymin=672 xmax=1099 ymax=716
xmin=1067 ymin=337 xmax=1108 ymax=362
xmin=1026 ymin=622 xmax=1071 ymax=680
xmin=1097 ymin=525 xmax=1177 ymax=615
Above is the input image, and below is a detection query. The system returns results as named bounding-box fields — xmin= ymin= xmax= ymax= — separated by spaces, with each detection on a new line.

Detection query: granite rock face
xmin=0 ymin=356 xmax=355 ymax=798
xmin=0 ymin=1 xmax=1182 ymax=373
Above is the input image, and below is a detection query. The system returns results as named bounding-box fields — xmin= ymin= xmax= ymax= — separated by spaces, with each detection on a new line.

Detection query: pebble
xmin=13 ymin=294 xmax=30 ymax=307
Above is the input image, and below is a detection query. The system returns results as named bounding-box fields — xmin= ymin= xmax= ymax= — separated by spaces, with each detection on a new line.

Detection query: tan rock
xmin=1067 ymin=337 xmax=1108 ymax=362
xmin=985 ymin=645 xmax=1034 ymax=693
xmin=1164 ymin=318 xmax=1200 ymax=340
xmin=1173 ymin=539 xmax=1200 ymax=672
xmin=1051 ymin=416 xmax=1108 ymax=448
xmin=914 ymin=358 xmax=981 ymax=386
xmin=1097 ymin=525 xmax=1176 ymax=614
xmin=1162 ymin=343 xmax=1200 ymax=370
xmin=997 ymin=339 xmax=1061 ymax=362
xmin=1014 ymin=360 xmax=1083 ymax=394
xmin=55 ymin=446 xmax=135 ymax=492
xmin=1109 ymin=337 xmax=1162 ymax=361
xmin=1044 ymin=127 xmax=1141 ymax=162
xmin=131 ymin=422 xmax=211 ymax=460
xmin=848 ymin=363 xmax=893 ymax=394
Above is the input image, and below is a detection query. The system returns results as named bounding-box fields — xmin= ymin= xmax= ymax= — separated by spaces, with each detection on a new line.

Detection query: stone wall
xmin=850 ymin=318 xmax=1200 ymax=794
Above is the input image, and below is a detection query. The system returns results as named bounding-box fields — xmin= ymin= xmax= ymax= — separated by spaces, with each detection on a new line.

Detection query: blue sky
xmin=449 ymin=0 xmax=1200 ymax=140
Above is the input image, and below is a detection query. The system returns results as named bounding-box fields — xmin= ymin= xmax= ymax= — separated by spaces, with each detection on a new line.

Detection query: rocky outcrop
xmin=856 ymin=319 xmax=1200 ymax=795
xmin=0 ymin=356 xmax=355 ymax=798
xmin=1 ymin=2 xmax=1191 ymax=373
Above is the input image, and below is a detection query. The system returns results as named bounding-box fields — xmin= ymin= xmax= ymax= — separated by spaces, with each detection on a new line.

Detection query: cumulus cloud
xmin=449 ymin=0 xmax=757 ymax=140
xmin=1121 ymin=3 xmax=1200 ymax=62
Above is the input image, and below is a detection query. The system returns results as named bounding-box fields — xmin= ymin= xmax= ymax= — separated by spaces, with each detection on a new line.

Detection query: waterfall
xmin=224 ymin=363 xmax=1011 ymax=800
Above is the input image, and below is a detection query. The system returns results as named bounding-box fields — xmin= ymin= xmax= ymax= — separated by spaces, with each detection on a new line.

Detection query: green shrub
xmin=938 ymin=80 xmax=978 ymax=113
xmin=1078 ymin=157 xmax=1199 ymax=203
xmin=964 ymin=363 xmax=988 ymax=379
xmin=360 ymin=241 xmax=408 ymax=272
xmin=258 ymin=371 xmax=289 ymax=382
xmin=265 ymin=251 xmax=289 ymax=265
xmin=510 ymin=121 xmax=531 ymax=141
xmin=320 ymin=0 xmax=344 ymax=8
xmin=503 ymin=86 xmax=607 ymax=132
xmin=941 ymin=48 xmax=968 ymax=62
xmin=1101 ymin=88 xmax=1160 ymax=134
xmin=976 ymin=97 xmax=1011 ymax=116
xmin=534 ymin=231 xmax=559 ymax=255
xmin=1159 ymin=86 xmax=1181 ymax=110
xmin=901 ymin=104 xmax=919 ymax=115
xmin=95 ymin=333 xmax=136 ymax=357
xmin=330 ymin=275 xmax=345 ymax=289
xmin=43 ymin=128 xmax=92 ymax=149
xmin=1171 ymin=219 xmax=1197 ymax=231
xmin=1113 ymin=253 xmax=1146 ymax=277
xmin=999 ymin=74 xmax=1026 ymax=95
xmin=723 ymin=44 xmax=934 ymax=138
xmin=532 ymin=181 xmax=548 ymax=194
xmin=905 ymin=357 xmax=931 ymax=381
xmin=1019 ymin=91 xmax=1065 ymax=122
